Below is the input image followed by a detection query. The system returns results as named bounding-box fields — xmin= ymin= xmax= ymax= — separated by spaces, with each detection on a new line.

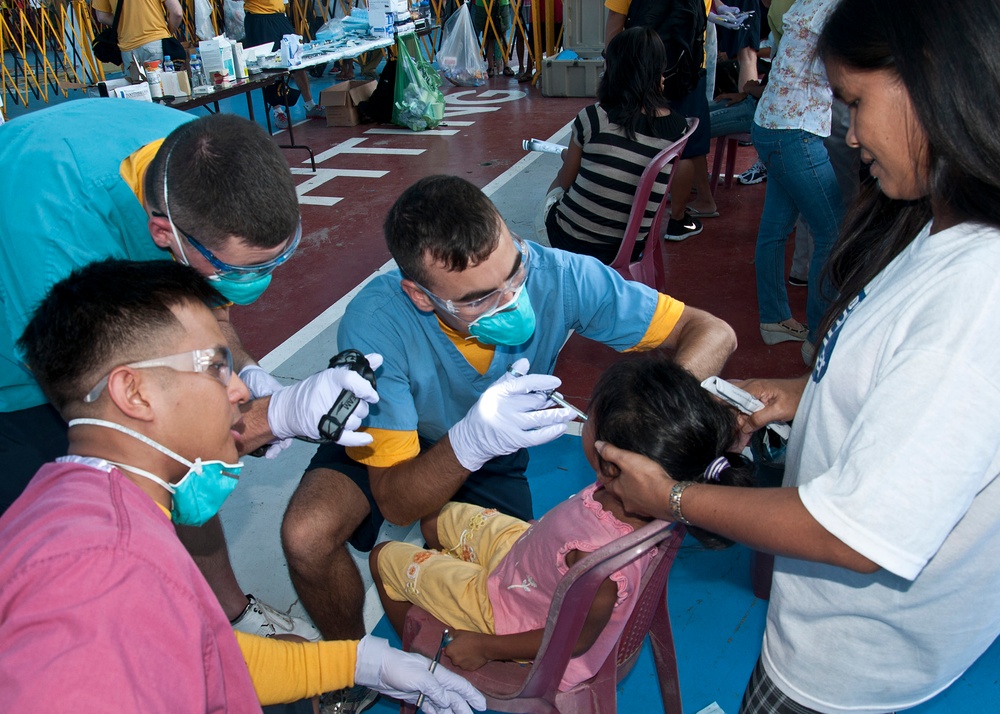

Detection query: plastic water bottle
xmin=162 ymin=55 xmax=175 ymax=73
xmin=189 ymin=53 xmax=209 ymax=92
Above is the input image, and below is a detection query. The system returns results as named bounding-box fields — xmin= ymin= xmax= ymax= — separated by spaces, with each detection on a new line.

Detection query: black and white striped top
xmin=554 ymin=103 xmax=687 ymax=247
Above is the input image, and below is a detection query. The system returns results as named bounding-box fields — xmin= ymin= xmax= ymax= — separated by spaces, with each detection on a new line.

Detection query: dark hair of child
xmin=589 ymin=355 xmax=755 ymax=548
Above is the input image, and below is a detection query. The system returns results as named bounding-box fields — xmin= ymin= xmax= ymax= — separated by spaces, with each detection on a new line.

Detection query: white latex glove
xmin=448 ymin=359 xmax=576 ymax=472
xmin=715 ymin=2 xmax=740 ymax=16
xmin=267 ymin=353 xmax=382 ymax=447
xmin=239 ymin=364 xmax=284 ymax=399
xmin=238 ymin=365 xmax=293 ymax=458
xmin=709 ymin=11 xmax=745 ymax=29
xmin=355 ymin=636 xmax=486 ymax=714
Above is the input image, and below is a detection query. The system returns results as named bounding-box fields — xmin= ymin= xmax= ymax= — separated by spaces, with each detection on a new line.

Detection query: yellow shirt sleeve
xmin=604 ymin=0 xmax=630 ymax=14
xmin=235 ymin=631 xmax=358 ymax=705
xmin=346 ymin=427 xmax=420 ymax=468
xmin=119 ymin=139 xmax=164 ymax=208
xmin=624 ymin=293 xmax=685 ymax=353
xmin=346 ymin=316 xmax=495 ymax=468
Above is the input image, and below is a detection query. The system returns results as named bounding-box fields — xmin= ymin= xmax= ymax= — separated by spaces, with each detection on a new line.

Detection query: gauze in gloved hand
xmin=238 ymin=365 xmax=293 ymax=459
xmin=449 ymin=360 xmax=576 ymax=472
xmin=267 ymin=353 xmax=382 ymax=447
xmin=354 ymin=635 xmax=486 ymax=714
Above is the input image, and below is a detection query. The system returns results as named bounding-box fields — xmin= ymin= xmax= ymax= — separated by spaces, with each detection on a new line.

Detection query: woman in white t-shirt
xmin=595 ymin=0 xmax=1000 ymax=712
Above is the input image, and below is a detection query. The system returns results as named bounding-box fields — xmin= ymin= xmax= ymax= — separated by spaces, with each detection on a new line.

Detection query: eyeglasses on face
xmin=83 ymin=346 xmax=234 ymax=403
xmin=153 ymin=212 xmax=302 ymax=282
xmin=416 ymin=234 xmax=530 ymax=322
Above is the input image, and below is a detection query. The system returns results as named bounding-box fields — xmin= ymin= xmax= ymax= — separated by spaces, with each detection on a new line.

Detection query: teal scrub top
xmin=0 ymin=99 xmax=193 ymax=411
xmin=337 ymin=241 xmax=664 ymax=443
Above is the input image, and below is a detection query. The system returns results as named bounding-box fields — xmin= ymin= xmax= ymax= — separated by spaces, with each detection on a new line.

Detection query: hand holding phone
xmin=701 ymin=376 xmax=791 ymax=439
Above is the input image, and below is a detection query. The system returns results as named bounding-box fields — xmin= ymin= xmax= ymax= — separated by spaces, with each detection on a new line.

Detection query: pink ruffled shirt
xmin=487 ymin=483 xmax=655 ymax=690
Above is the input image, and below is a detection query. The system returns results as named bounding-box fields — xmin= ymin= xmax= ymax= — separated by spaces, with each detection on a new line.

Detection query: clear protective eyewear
xmin=180 ymin=219 xmax=302 ymax=282
xmin=83 ymin=346 xmax=234 ymax=403
xmin=158 ymin=144 xmax=301 ymax=283
xmin=416 ymin=235 xmax=531 ymax=322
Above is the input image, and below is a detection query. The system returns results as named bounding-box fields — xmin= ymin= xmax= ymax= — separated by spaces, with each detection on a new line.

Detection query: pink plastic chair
xmin=610 ymin=118 xmax=699 ymax=292
xmin=400 ymin=521 xmax=687 ymax=714
xmin=709 ymin=132 xmax=752 ymax=196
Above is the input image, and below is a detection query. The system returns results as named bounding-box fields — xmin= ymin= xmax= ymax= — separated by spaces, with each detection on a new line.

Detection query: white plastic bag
xmin=224 ymin=0 xmax=246 ymax=42
xmin=436 ymin=2 xmax=487 ymax=87
xmin=195 ymin=0 xmax=215 ymax=41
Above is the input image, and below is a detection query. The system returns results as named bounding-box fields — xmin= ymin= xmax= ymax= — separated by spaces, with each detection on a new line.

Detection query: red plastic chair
xmin=609 ymin=118 xmax=699 ymax=292
xmin=401 ymin=521 xmax=687 ymax=714
xmin=709 ymin=132 xmax=752 ymax=196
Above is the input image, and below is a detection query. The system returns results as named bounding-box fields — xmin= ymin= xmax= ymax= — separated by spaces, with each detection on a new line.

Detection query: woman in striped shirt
xmin=544 ymin=26 xmax=689 ymax=265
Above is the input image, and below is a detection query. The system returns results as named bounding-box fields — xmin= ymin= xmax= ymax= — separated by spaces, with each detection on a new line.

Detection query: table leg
xmin=273 ymin=76 xmax=316 ymax=172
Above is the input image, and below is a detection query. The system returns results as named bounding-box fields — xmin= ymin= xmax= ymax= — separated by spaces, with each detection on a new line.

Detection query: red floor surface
xmin=232 ymin=78 xmax=809 ymax=406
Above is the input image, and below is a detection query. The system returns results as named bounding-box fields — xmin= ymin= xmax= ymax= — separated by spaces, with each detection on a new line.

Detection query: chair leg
xmin=724 ymin=136 xmax=739 ymax=189
xmin=709 ymin=135 xmax=726 ymax=198
xmin=648 ymin=598 xmax=683 ymax=714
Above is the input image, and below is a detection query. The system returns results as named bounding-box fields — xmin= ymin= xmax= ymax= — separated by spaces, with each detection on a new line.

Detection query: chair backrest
xmin=609 ymin=117 xmax=699 ymax=292
xmin=516 ymin=520 xmax=684 ymax=702
xmin=401 ymin=520 xmax=686 ymax=714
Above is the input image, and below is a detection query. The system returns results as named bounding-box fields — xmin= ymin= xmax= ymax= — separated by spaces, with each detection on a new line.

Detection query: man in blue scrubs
xmin=0 ymin=99 xmax=373 ymax=641
xmin=281 ymin=174 xmax=738 ymax=644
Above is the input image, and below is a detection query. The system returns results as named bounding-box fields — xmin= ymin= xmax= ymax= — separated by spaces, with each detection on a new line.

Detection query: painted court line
xmin=261 ymin=119 xmax=574 ymax=370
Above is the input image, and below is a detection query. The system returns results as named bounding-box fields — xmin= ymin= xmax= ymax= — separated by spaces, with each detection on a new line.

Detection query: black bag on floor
xmin=357 ymin=59 xmax=396 ymax=124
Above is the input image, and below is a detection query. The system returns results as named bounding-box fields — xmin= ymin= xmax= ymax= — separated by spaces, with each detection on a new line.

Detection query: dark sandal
xmin=502 ymin=66 xmax=515 ymax=77
xmin=516 ymin=71 xmax=533 ymax=82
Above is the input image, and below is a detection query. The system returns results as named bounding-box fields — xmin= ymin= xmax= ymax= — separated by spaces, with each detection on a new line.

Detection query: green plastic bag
xmin=392 ymin=32 xmax=445 ymax=131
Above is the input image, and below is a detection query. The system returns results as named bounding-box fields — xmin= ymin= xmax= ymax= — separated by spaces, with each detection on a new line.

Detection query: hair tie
xmin=703 ymin=456 xmax=730 ymax=482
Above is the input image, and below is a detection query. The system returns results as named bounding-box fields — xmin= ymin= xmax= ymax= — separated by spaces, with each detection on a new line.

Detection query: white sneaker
xmin=231 ymin=594 xmax=321 ymax=641
xmin=737 ymin=159 xmax=768 ymax=185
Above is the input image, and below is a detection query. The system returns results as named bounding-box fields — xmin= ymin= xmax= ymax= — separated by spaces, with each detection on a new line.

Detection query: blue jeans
xmin=751 ymin=123 xmax=844 ymax=342
xmin=710 ymin=96 xmax=756 ymax=138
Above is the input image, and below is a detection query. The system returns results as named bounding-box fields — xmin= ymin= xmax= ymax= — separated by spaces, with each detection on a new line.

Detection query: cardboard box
xmin=111 ymin=82 xmax=153 ymax=102
xmin=160 ymin=70 xmax=192 ymax=97
xmin=199 ymin=36 xmax=235 ymax=81
xmin=320 ymin=79 xmax=377 ymax=126
xmin=231 ymin=41 xmax=249 ymax=79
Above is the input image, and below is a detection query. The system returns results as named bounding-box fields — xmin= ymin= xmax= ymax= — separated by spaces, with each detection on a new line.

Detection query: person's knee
xmin=420 ymin=514 xmax=440 ymax=550
xmin=369 ymin=542 xmax=388 ymax=583
xmin=281 ymin=468 xmax=368 ymax=565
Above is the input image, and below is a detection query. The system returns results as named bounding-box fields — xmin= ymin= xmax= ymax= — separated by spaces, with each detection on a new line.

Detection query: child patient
xmin=370 ymin=356 xmax=753 ymax=690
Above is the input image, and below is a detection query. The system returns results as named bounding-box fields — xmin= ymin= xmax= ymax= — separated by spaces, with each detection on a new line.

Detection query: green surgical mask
xmin=467 ymin=286 xmax=536 ymax=346
xmin=68 ymin=418 xmax=242 ymax=526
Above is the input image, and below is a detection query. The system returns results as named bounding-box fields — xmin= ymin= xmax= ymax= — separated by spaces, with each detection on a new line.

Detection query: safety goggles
xmin=415 ymin=234 xmax=531 ymax=322
xmin=83 ymin=346 xmax=234 ymax=403
xmin=156 ymin=214 xmax=302 ymax=283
